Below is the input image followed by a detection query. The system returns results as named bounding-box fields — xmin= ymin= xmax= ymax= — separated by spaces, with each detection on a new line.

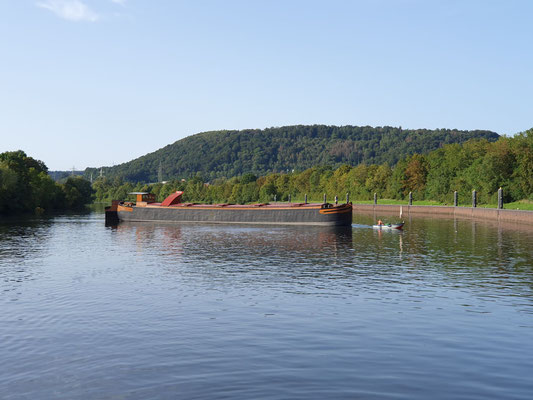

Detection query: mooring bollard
xmin=472 ymin=189 xmax=477 ymax=208
xmin=374 ymin=193 xmax=377 ymax=205
xmin=454 ymin=191 xmax=458 ymax=207
xmin=335 ymin=195 xmax=338 ymax=205
xmin=409 ymin=191 xmax=413 ymax=206
xmin=498 ymin=187 xmax=503 ymax=209
xmin=305 ymin=194 xmax=308 ymax=204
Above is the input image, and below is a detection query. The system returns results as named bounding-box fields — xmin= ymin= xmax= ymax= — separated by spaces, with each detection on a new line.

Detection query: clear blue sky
xmin=1 ymin=0 xmax=532 ymax=170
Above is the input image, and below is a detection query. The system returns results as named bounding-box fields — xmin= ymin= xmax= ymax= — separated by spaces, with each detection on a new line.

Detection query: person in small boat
xmin=377 ymin=219 xmax=384 ymax=226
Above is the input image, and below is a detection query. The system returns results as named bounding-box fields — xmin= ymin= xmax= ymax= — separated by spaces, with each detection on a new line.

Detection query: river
xmin=1 ymin=211 xmax=532 ymax=399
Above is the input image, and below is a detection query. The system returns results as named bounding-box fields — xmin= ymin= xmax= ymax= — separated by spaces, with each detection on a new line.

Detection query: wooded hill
xmin=85 ymin=125 xmax=499 ymax=182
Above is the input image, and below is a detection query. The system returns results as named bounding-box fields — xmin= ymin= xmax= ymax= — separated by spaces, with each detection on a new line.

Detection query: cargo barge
xmin=106 ymin=191 xmax=352 ymax=226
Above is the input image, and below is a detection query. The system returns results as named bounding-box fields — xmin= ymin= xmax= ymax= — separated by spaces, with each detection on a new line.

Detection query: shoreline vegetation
xmin=0 ymin=151 xmax=94 ymax=215
xmin=2 ymin=128 xmax=531 ymax=215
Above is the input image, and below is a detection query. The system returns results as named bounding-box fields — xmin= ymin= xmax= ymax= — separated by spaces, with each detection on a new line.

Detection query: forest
xmin=0 ymin=150 xmax=94 ymax=215
xmin=92 ymin=128 xmax=532 ymax=207
xmin=84 ymin=125 xmax=499 ymax=182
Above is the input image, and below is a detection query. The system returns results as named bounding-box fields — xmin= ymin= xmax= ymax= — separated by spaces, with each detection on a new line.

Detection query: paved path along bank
xmin=352 ymin=204 xmax=533 ymax=227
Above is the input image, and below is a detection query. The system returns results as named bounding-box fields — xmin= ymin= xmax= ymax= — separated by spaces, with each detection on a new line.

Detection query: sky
xmin=1 ymin=0 xmax=532 ymax=170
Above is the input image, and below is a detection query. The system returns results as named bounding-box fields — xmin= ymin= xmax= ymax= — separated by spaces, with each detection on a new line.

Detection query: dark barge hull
xmin=116 ymin=203 xmax=352 ymax=226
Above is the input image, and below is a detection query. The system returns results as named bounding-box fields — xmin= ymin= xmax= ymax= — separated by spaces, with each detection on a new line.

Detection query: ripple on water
xmin=1 ymin=213 xmax=533 ymax=399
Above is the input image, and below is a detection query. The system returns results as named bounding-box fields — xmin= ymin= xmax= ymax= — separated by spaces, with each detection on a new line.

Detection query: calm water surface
xmin=1 ymin=211 xmax=532 ymax=399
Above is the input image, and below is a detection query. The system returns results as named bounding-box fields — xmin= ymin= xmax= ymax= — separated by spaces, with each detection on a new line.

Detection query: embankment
xmin=352 ymin=204 xmax=533 ymax=227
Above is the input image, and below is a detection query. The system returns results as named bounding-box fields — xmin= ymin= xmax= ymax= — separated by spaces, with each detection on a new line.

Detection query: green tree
xmin=510 ymin=128 xmax=533 ymax=199
xmin=0 ymin=162 xmax=19 ymax=213
xmin=0 ymin=150 xmax=66 ymax=214
xmin=61 ymin=176 xmax=95 ymax=209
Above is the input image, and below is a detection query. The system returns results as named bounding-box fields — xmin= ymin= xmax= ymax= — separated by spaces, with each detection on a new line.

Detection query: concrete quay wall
xmin=352 ymin=204 xmax=533 ymax=226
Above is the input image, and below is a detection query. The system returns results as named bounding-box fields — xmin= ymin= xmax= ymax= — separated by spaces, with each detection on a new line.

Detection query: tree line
xmin=3 ymin=128 xmax=529 ymax=215
xmin=93 ymin=129 xmax=532 ymax=206
xmin=0 ymin=151 xmax=94 ymax=215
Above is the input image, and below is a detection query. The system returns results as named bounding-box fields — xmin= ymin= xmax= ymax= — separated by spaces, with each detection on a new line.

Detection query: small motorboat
xmin=373 ymin=222 xmax=404 ymax=230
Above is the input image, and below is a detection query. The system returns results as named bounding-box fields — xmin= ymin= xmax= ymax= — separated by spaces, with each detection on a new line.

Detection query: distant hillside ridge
xmin=85 ymin=125 xmax=499 ymax=182
xmin=49 ymin=170 xmax=85 ymax=182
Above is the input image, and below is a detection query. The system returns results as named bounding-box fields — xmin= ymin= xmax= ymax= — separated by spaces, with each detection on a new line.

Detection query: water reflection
xmin=106 ymin=218 xmax=533 ymax=311
xmin=110 ymin=223 xmax=355 ymax=290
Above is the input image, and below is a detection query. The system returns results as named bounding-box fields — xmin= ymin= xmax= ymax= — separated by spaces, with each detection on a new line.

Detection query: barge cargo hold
xmin=107 ymin=191 xmax=352 ymax=227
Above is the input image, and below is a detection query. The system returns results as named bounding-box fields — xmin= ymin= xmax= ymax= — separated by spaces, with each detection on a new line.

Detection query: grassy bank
xmin=350 ymin=199 xmax=533 ymax=211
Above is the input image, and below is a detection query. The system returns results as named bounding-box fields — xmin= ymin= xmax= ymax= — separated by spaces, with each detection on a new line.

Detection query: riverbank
xmin=353 ymin=204 xmax=533 ymax=227
xmin=351 ymin=199 xmax=533 ymax=211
